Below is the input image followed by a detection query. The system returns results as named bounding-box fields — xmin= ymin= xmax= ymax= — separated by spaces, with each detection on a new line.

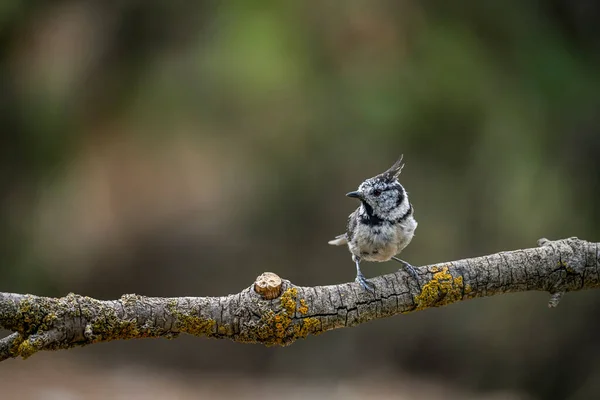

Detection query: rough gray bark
xmin=0 ymin=237 xmax=598 ymax=361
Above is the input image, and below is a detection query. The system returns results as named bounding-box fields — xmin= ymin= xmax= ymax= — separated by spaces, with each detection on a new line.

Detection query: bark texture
xmin=0 ymin=237 xmax=598 ymax=361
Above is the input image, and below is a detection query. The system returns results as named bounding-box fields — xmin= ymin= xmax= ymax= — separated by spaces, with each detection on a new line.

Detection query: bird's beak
xmin=346 ymin=191 xmax=362 ymax=199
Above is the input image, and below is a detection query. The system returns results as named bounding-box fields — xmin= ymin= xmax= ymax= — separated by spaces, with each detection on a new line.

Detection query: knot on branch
xmin=538 ymin=237 xmax=587 ymax=300
xmin=241 ymin=282 xmax=321 ymax=347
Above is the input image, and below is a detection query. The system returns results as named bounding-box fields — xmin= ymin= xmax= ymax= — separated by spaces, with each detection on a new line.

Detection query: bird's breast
xmin=348 ymin=218 xmax=416 ymax=262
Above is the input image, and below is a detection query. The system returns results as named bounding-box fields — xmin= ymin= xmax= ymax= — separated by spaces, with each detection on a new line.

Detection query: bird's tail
xmin=328 ymin=234 xmax=348 ymax=246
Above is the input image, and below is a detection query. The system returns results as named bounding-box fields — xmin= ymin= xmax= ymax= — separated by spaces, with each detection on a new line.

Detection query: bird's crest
xmin=376 ymin=155 xmax=405 ymax=182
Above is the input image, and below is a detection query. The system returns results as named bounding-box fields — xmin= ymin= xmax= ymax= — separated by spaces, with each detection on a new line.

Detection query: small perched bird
xmin=328 ymin=156 xmax=419 ymax=292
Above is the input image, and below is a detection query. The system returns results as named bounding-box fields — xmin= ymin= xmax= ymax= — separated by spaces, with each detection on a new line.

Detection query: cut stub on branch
xmin=254 ymin=272 xmax=283 ymax=300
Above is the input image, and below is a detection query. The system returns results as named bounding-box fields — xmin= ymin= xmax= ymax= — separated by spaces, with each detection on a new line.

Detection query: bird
xmin=328 ymin=155 xmax=419 ymax=292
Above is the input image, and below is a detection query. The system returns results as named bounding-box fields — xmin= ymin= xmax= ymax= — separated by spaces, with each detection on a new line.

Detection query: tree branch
xmin=0 ymin=237 xmax=598 ymax=361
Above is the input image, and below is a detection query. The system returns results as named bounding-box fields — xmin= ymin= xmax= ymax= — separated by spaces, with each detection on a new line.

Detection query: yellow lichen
xmin=9 ymin=334 xmax=24 ymax=353
xmin=177 ymin=317 xmax=216 ymax=337
xmin=39 ymin=312 xmax=58 ymax=333
xmin=166 ymin=302 xmax=216 ymax=337
xmin=280 ymin=287 xmax=298 ymax=315
xmin=16 ymin=295 xmax=42 ymax=329
xmin=17 ymin=339 xmax=38 ymax=359
xmin=298 ymin=299 xmax=308 ymax=315
xmin=415 ymin=266 xmax=465 ymax=310
xmin=90 ymin=311 xmax=142 ymax=342
xmin=294 ymin=317 xmax=320 ymax=338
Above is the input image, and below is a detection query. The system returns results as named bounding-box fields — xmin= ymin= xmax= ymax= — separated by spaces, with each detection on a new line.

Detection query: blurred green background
xmin=1 ymin=0 xmax=599 ymax=399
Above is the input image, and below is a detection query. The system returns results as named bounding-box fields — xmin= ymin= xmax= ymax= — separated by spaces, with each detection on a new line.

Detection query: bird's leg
xmin=353 ymin=255 xmax=375 ymax=293
xmin=392 ymin=256 xmax=421 ymax=287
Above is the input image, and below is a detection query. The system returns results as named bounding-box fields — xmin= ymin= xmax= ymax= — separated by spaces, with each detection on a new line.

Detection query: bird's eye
xmin=373 ymin=189 xmax=382 ymax=197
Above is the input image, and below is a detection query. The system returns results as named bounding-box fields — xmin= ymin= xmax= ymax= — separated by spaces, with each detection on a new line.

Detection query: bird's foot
xmin=392 ymin=257 xmax=421 ymax=287
xmin=355 ymin=273 xmax=375 ymax=294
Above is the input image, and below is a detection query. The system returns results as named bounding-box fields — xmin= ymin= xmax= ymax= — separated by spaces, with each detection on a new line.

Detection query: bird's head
xmin=346 ymin=156 xmax=410 ymax=220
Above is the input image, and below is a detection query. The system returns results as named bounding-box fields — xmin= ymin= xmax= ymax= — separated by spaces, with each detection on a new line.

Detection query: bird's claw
xmin=355 ymin=274 xmax=375 ymax=293
xmin=392 ymin=257 xmax=421 ymax=286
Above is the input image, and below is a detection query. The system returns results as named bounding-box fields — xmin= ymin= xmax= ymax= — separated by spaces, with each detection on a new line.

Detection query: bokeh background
xmin=1 ymin=0 xmax=599 ymax=399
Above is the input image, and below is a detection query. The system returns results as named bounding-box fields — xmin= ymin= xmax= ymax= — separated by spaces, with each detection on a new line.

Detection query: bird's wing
xmin=346 ymin=209 xmax=358 ymax=241
xmin=328 ymin=209 xmax=358 ymax=246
